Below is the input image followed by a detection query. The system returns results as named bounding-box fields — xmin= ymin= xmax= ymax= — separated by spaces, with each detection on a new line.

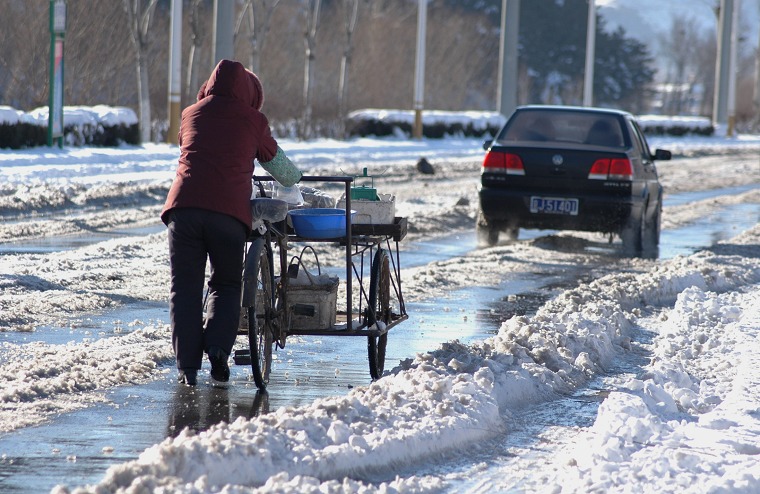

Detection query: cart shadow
xmin=167 ymin=386 xmax=270 ymax=438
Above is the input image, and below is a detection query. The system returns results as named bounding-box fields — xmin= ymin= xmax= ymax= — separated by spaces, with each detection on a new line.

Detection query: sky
xmin=598 ymin=0 xmax=760 ymax=60
xmin=0 ymin=122 xmax=758 ymax=491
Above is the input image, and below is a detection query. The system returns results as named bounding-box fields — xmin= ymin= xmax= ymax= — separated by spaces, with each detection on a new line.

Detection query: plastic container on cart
xmin=337 ymin=193 xmax=395 ymax=225
xmin=289 ymin=208 xmax=355 ymax=239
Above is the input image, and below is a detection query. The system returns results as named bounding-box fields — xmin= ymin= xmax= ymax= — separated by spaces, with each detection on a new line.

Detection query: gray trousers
xmin=166 ymin=208 xmax=246 ymax=370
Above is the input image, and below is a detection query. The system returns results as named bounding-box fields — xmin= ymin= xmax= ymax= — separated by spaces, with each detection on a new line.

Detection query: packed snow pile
xmin=0 ymin=324 xmax=172 ymax=431
xmin=551 ymin=287 xmax=760 ymax=492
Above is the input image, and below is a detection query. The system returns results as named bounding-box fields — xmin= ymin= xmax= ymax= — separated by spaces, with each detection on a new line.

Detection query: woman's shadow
xmin=167 ymin=385 xmax=270 ymax=437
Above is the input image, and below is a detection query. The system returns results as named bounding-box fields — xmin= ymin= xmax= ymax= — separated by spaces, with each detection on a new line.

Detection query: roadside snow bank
xmin=0 ymin=233 xmax=169 ymax=331
xmin=551 ymin=284 xmax=760 ymax=492
xmin=0 ymin=324 xmax=172 ymax=432
xmin=61 ymin=228 xmax=760 ymax=493
xmin=62 ymin=363 xmax=500 ymax=493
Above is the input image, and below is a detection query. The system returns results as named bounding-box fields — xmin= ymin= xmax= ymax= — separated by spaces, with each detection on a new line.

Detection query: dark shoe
xmin=207 ymin=346 xmax=230 ymax=384
xmin=178 ymin=368 xmax=197 ymax=386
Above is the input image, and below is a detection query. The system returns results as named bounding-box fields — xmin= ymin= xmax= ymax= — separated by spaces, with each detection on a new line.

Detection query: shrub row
xmin=346 ymin=109 xmax=506 ymax=139
xmin=0 ymin=105 xmax=140 ymax=149
xmin=0 ymin=106 xmax=717 ymax=147
xmin=633 ymin=115 xmax=714 ymax=137
xmin=347 ymin=109 xmax=716 ymax=138
xmin=0 ymin=122 xmax=47 ymax=149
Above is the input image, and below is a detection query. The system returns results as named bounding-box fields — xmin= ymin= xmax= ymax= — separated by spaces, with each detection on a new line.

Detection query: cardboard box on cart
xmin=287 ymin=274 xmax=339 ymax=330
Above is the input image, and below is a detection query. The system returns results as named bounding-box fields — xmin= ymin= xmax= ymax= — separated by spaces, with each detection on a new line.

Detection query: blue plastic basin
xmin=289 ymin=208 xmax=355 ymax=239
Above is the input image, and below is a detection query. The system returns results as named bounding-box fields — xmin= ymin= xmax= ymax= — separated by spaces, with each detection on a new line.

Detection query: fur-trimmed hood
xmin=197 ymin=59 xmax=264 ymax=111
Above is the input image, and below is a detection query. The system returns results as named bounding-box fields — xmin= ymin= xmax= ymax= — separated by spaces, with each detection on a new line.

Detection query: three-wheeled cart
xmin=233 ymin=175 xmax=408 ymax=390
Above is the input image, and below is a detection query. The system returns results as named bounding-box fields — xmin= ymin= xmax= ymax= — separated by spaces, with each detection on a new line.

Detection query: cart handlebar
xmin=253 ymin=175 xmax=354 ymax=185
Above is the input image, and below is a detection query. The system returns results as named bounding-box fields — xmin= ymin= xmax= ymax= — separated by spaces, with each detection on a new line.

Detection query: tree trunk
xmin=301 ymin=0 xmax=321 ymax=140
xmin=239 ymin=0 xmax=280 ymax=75
xmin=123 ymin=0 xmax=158 ymax=143
xmin=338 ymin=0 xmax=360 ymax=137
xmin=136 ymin=50 xmax=151 ymax=142
xmin=186 ymin=0 xmax=205 ymax=103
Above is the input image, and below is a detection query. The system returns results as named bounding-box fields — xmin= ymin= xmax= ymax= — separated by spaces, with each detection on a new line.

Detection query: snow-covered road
xmin=0 ymin=135 xmax=758 ymax=493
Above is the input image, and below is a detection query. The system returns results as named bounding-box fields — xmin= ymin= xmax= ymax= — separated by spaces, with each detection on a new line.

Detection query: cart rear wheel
xmin=367 ymin=248 xmax=391 ymax=380
xmin=248 ymin=244 xmax=275 ymax=390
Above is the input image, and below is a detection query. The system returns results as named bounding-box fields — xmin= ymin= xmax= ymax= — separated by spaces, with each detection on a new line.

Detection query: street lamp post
xmin=583 ymin=0 xmax=596 ymax=107
xmin=714 ymin=0 xmax=735 ymax=135
xmin=48 ymin=0 xmax=66 ymax=148
xmin=167 ymin=0 xmax=182 ymax=145
xmin=497 ymin=0 xmax=519 ymax=118
xmin=412 ymin=0 xmax=427 ymax=139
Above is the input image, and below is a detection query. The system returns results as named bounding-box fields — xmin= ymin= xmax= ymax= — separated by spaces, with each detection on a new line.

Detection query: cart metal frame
xmin=233 ymin=175 xmax=408 ymax=390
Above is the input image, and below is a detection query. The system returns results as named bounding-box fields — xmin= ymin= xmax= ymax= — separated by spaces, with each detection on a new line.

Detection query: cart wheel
xmin=248 ymin=242 xmax=275 ymax=390
xmin=367 ymin=248 xmax=391 ymax=380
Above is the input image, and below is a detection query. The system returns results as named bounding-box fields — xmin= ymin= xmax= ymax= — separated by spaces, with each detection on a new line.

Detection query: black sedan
xmin=477 ymin=105 xmax=671 ymax=256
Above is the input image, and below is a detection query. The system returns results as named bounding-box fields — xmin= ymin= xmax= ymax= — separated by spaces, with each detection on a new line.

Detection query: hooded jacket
xmin=161 ymin=59 xmax=277 ymax=232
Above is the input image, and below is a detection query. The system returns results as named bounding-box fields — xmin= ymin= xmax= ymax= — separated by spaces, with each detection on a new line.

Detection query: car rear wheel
xmin=477 ymin=224 xmax=499 ymax=246
xmin=476 ymin=211 xmax=499 ymax=246
xmin=641 ymin=202 xmax=661 ymax=256
xmin=476 ymin=211 xmax=519 ymax=247
xmin=620 ymin=212 xmax=643 ymax=255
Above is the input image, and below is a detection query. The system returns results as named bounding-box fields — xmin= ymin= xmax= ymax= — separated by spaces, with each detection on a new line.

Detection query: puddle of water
xmin=0 ymin=224 xmax=165 ymax=254
xmin=0 ymin=301 xmax=169 ymax=346
xmin=401 ymin=232 xmax=477 ymax=266
xmin=659 ymin=202 xmax=760 ymax=259
xmin=663 ymin=183 xmax=759 ymax=207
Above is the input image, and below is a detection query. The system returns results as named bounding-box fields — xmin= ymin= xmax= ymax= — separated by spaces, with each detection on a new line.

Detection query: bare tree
xmin=337 ymin=0 xmax=361 ymax=136
xmin=66 ymin=2 xmax=134 ymax=107
xmin=237 ymin=0 xmax=281 ymax=75
xmin=300 ymin=0 xmax=322 ymax=139
xmin=692 ymin=30 xmax=717 ymax=116
xmin=185 ymin=0 xmax=207 ymax=104
xmin=0 ymin=1 xmax=49 ymax=109
xmin=123 ymin=0 xmax=159 ymax=143
xmin=658 ymin=16 xmax=701 ymax=114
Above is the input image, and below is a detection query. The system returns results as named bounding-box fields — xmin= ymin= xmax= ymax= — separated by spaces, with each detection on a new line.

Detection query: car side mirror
xmin=482 ymin=139 xmax=492 ymax=151
xmin=654 ymin=149 xmax=671 ymax=161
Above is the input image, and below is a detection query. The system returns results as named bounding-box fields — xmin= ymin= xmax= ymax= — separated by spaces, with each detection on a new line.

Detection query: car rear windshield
xmin=497 ymin=110 xmax=627 ymax=148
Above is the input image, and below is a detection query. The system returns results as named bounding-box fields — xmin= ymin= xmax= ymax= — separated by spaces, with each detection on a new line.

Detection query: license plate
xmin=530 ymin=196 xmax=579 ymax=215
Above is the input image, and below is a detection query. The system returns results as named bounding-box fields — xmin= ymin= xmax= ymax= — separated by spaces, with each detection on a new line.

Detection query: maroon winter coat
xmin=161 ymin=59 xmax=278 ymax=232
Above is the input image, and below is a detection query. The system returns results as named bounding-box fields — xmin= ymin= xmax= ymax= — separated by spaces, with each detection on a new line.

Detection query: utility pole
xmin=167 ymin=0 xmax=182 ymax=145
xmin=726 ymin=0 xmax=740 ymax=136
xmin=412 ymin=0 xmax=427 ymax=139
xmin=497 ymin=0 xmax=519 ymax=118
xmin=213 ymin=0 xmax=235 ymax=65
xmin=754 ymin=0 xmax=760 ymax=131
xmin=583 ymin=0 xmax=596 ymax=107
xmin=48 ymin=0 xmax=66 ymax=148
xmin=713 ymin=0 xmax=735 ymax=135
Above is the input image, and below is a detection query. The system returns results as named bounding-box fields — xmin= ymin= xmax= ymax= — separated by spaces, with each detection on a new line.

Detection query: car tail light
xmin=588 ymin=159 xmax=609 ymax=180
xmin=608 ymin=158 xmax=633 ymax=180
xmin=588 ymin=158 xmax=632 ymax=181
xmin=482 ymin=151 xmax=525 ymax=175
